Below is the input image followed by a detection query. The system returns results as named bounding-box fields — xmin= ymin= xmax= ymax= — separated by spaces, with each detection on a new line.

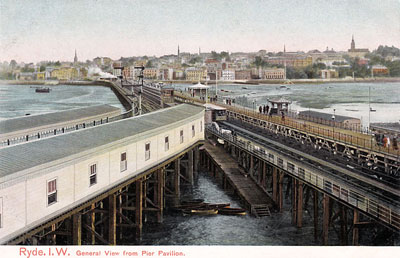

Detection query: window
xmin=47 ymin=179 xmax=57 ymax=206
xmin=165 ymin=136 xmax=169 ymax=151
xmin=0 ymin=197 xmax=2 ymax=228
xmin=298 ymin=168 xmax=305 ymax=179
xmin=200 ymin=121 xmax=203 ymax=132
xmin=192 ymin=125 xmax=195 ymax=137
xmin=268 ymin=153 xmax=274 ymax=161
xmin=120 ymin=152 xmax=127 ymax=172
xmin=180 ymin=130 xmax=184 ymax=144
xmin=145 ymin=142 xmax=150 ymax=160
xmin=277 ymin=158 xmax=283 ymax=167
xmin=89 ymin=164 xmax=97 ymax=186
xmin=287 ymin=163 xmax=295 ymax=172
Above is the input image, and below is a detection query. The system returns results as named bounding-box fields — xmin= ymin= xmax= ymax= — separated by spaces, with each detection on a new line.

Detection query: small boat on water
xmin=35 ymin=87 xmax=50 ymax=93
xmin=218 ymin=207 xmax=247 ymax=216
xmin=370 ymin=107 xmax=376 ymax=112
xmin=173 ymin=202 xmax=230 ymax=211
xmin=182 ymin=208 xmax=218 ymax=215
xmin=242 ymin=87 xmax=248 ymax=89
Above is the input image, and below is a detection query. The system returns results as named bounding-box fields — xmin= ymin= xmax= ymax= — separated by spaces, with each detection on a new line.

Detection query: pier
xmin=203 ymin=141 xmax=273 ymax=217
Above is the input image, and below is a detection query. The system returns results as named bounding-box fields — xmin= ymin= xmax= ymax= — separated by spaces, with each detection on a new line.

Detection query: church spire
xmin=177 ymin=45 xmax=180 ymax=58
xmin=74 ymin=49 xmax=78 ymax=64
xmin=351 ymin=35 xmax=355 ymax=50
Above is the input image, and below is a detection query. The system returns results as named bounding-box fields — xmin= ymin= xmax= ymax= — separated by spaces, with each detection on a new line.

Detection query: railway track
xmin=218 ymin=121 xmax=400 ymax=208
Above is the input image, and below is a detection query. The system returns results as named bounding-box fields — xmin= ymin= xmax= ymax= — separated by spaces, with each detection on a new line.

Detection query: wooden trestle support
xmin=9 ymin=147 xmax=199 ymax=246
xmin=201 ymin=134 xmax=398 ymax=245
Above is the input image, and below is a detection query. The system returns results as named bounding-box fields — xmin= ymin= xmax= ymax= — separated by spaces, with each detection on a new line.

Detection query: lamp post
xmin=331 ymin=109 xmax=336 ymax=139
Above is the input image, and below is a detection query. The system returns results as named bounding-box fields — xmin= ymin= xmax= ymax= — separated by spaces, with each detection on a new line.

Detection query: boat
xmin=182 ymin=208 xmax=218 ymax=215
xmin=35 ymin=87 xmax=50 ymax=93
xmin=173 ymin=202 xmax=230 ymax=211
xmin=370 ymin=107 xmax=376 ymax=112
xmin=218 ymin=207 xmax=247 ymax=216
xmin=203 ymin=203 xmax=230 ymax=209
xmin=242 ymin=87 xmax=248 ymax=89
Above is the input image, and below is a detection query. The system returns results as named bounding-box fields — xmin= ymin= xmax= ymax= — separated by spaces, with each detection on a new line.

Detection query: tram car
xmin=204 ymin=103 xmax=227 ymax=124
xmin=161 ymin=87 xmax=175 ymax=104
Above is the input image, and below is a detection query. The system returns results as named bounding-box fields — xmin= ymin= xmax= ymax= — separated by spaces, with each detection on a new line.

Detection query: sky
xmin=0 ymin=0 xmax=399 ymax=63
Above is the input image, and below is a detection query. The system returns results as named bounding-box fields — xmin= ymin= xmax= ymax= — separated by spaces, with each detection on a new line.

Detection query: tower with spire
xmin=74 ymin=49 xmax=78 ymax=64
xmin=351 ymin=35 xmax=355 ymax=50
xmin=177 ymin=45 xmax=180 ymax=58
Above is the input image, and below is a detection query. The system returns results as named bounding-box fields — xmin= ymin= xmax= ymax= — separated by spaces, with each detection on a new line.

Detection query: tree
xmin=189 ymin=57 xmax=201 ymax=64
xmin=145 ymin=60 xmax=153 ymax=68
xmin=10 ymin=60 xmax=17 ymax=70
xmin=40 ymin=65 xmax=46 ymax=72
xmin=253 ymin=56 xmax=264 ymax=68
xmin=387 ymin=60 xmax=400 ymax=76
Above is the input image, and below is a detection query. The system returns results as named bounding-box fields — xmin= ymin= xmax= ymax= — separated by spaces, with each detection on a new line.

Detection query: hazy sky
xmin=1 ymin=0 xmax=399 ymax=63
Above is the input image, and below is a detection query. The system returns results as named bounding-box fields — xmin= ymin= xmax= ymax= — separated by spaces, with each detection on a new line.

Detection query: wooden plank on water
xmin=204 ymin=142 xmax=274 ymax=208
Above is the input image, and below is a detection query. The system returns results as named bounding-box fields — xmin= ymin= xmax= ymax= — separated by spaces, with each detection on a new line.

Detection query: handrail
xmin=174 ymin=92 xmax=399 ymax=158
xmin=206 ymin=126 xmax=400 ymax=230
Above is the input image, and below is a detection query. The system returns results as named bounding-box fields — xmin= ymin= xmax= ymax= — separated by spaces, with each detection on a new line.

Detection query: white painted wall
xmin=0 ymin=115 xmax=204 ymax=243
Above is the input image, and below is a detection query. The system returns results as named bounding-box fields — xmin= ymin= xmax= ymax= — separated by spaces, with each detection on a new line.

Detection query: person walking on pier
xmin=393 ymin=137 xmax=398 ymax=150
xmin=259 ymin=105 xmax=262 ymax=114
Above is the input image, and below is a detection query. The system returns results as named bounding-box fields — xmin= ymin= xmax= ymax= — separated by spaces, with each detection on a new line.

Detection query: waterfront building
xmin=123 ymin=66 xmax=135 ymax=80
xmin=143 ymin=68 xmax=158 ymax=79
xmin=112 ymin=61 xmax=123 ymax=78
xmin=50 ymin=67 xmax=78 ymax=80
xmin=320 ymin=69 xmax=338 ymax=79
xmin=235 ymin=70 xmax=252 ymax=80
xmin=185 ymin=67 xmax=207 ymax=81
xmin=34 ymin=72 xmax=45 ymax=80
xmin=173 ymin=69 xmax=185 ymax=80
xmin=17 ymin=72 xmax=34 ymax=80
xmin=372 ymin=65 xmax=389 ymax=76
xmin=348 ymin=35 xmax=369 ymax=58
xmin=263 ymin=68 xmax=285 ymax=79
xmin=221 ymin=69 xmax=235 ymax=81
xmin=267 ymin=55 xmax=312 ymax=68
xmin=159 ymin=68 xmax=174 ymax=80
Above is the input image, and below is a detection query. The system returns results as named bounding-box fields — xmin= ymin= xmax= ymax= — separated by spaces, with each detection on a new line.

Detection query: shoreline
xmin=1 ymin=77 xmax=400 ymax=86
xmin=162 ymin=77 xmax=400 ymax=85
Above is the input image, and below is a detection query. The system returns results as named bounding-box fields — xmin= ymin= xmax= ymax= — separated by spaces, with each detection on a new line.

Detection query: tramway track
xmin=219 ymin=121 xmax=400 ymax=207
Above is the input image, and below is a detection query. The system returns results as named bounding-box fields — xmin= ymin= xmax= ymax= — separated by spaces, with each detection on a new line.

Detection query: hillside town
xmin=1 ymin=37 xmax=399 ymax=82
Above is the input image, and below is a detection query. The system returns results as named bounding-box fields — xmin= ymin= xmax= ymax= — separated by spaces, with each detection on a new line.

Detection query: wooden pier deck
xmin=204 ymin=141 xmax=274 ymax=216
